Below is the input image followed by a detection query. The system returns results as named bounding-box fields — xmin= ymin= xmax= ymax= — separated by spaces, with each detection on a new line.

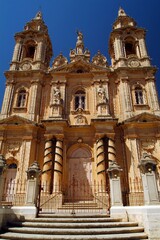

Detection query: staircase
xmin=0 ymin=213 xmax=148 ymax=239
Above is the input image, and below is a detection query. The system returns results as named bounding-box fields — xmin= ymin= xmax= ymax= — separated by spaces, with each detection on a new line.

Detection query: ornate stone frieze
xmin=52 ymin=53 xmax=68 ymax=69
xmin=92 ymin=50 xmax=108 ymax=67
xmin=74 ymin=114 xmax=87 ymax=125
xmin=7 ymin=141 xmax=21 ymax=156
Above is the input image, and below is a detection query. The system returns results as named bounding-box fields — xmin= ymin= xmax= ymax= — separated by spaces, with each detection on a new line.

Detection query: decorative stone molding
xmin=26 ymin=161 xmax=41 ymax=179
xmin=52 ymin=53 xmax=68 ymax=69
xmin=138 ymin=153 xmax=157 ymax=174
xmin=107 ymin=161 xmax=123 ymax=178
xmin=92 ymin=50 xmax=108 ymax=67
xmin=7 ymin=141 xmax=21 ymax=157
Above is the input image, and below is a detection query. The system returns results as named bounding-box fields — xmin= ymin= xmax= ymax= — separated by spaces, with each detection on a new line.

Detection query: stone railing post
xmin=107 ymin=161 xmax=123 ymax=206
xmin=138 ymin=153 xmax=160 ymax=205
xmin=25 ymin=161 xmax=41 ymax=206
xmin=0 ymin=155 xmax=7 ymax=202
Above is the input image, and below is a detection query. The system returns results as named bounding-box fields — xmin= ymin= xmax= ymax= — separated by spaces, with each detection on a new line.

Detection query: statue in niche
xmin=97 ymin=85 xmax=108 ymax=104
xmin=53 ymin=86 xmax=61 ymax=104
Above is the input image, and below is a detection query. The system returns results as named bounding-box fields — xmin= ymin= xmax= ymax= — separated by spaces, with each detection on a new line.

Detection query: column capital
xmin=44 ymin=134 xmax=54 ymax=141
xmin=95 ymin=134 xmax=105 ymax=141
xmin=54 ymin=134 xmax=64 ymax=140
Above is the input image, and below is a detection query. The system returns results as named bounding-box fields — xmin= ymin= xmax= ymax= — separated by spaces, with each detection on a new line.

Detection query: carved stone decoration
xmin=20 ymin=62 xmax=31 ymax=70
xmin=92 ymin=50 xmax=108 ymax=67
xmin=140 ymin=139 xmax=155 ymax=155
xmin=138 ymin=153 xmax=157 ymax=174
xmin=26 ymin=161 xmax=41 ymax=179
xmin=128 ymin=59 xmax=140 ymax=68
xmin=74 ymin=114 xmax=87 ymax=125
xmin=7 ymin=142 xmax=21 ymax=156
xmin=70 ymin=31 xmax=90 ymax=62
xmin=107 ymin=161 xmax=123 ymax=178
xmin=52 ymin=53 xmax=68 ymax=69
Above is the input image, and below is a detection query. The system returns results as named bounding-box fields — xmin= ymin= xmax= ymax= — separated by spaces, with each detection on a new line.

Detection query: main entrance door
xmin=67 ymin=147 xmax=93 ymax=201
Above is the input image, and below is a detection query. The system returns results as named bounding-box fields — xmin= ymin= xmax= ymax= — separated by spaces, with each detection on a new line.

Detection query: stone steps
xmin=0 ymin=213 xmax=148 ymax=240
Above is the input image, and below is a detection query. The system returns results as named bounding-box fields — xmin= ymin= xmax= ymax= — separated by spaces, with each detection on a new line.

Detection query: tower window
xmin=17 ymin=89 xmax=27 ymax=107
xmin=75 ymin=90 xmax=85 ymax=110
xmin=26 ymin=46 xmax=35 ymax=59
xmin=135 ymin=87 xmax=144 ymax=104
xmin=125 ymin=42 xmax=136 ymax=57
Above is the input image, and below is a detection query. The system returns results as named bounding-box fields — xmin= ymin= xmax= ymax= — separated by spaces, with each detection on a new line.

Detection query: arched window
xmin=8 ymin=163 xmax=17 ymax=169
xmin=125 ymin=42 xmax=136 ymax=56
xmin=17 ymin=89 xmax=27 ymax=107
xmin=74 ymin=90 xmax=85 ymax=110
xmin=22 ymin=41 xmax=36 ymax=60
xmin=135 ymin=86 xmax=144 ymax=104
xmin=124 ymin=37 xmax=136 ymax=57
xmin=26 ymin=45 xmax=35 ymax=59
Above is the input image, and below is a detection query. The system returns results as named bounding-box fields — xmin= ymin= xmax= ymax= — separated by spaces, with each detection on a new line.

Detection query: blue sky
xmin=0 ymin=0 xmax=160 ymax=108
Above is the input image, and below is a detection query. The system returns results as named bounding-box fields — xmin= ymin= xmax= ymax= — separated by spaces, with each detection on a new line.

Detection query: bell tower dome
xmin=109 ymin=7 xmax=151 ymax=68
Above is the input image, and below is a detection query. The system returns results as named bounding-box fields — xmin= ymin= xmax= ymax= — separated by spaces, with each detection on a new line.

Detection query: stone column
xmin=96 ymin=137 xmax=106 ymax=189
xmin=108 ymin=138 xmax=116 ymax=166
xmin=107 ymin=161 xmax=123 ymax=206
xmin=42 ymin=137 xmax=55 ymax=193
xmin=138 ymin=153 xmax=160 ymax=205
xmin=0 ymin=155 xmax=7 ymax=202
xmin=25 ymin=161 xmax=41 ymax=206
xmin=53 ymin=136 xmax=63 ymax=192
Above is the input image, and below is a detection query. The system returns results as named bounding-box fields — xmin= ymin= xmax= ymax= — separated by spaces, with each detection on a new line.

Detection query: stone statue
xmin=77 ymin=31 xmax=83 ymax=41
xmin=53 ymin=87 xmax=61 ymax=104
xmin=97 ymin=85 xmax=107 ymax=103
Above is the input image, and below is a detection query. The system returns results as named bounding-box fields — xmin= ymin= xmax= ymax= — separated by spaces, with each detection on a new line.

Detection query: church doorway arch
xmin=67 ymin=146 xmax=93 ymax=201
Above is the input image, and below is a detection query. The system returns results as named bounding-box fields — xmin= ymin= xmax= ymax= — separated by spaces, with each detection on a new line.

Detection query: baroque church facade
xmin=0 ymin=8 xmax=160 ymax=211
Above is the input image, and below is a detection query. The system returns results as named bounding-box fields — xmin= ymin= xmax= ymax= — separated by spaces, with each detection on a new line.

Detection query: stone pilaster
xmin=139 ymin=38 xmax=148 ymax=57
xmin=12 ymin=41 xmax=22 ymax=62
xmin=1 ymin=82 xmax=14 ymax=118
xmin=146 ymin=78 xmax=160 ymax=112
xmin=28 ymin=80 xmax=42 ymax=121
xmin=120 ymin=78 xmax=133 ymax=119
xmin=36 ymin=41 xmax=44 ymax=61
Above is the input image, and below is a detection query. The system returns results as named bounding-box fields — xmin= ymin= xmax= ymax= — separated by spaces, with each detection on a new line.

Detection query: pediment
xmin=0 ymin=115 xmax=37 ymax=125
xmin=124 ymin=112 xmax=160 ymax=123
xmin=50 ymin=58 xmax=109 ymax=73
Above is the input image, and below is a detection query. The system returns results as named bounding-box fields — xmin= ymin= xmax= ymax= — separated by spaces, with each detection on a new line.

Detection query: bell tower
xmin=109 ymin=8 xmax=160 ymax=120
xmin=10 ymin=11 xmax=52 ymax=71
xmin=1 ymin=12 xmax=53 ymax=121
xmin=109 ymin=7 xmax=150 ymax=68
